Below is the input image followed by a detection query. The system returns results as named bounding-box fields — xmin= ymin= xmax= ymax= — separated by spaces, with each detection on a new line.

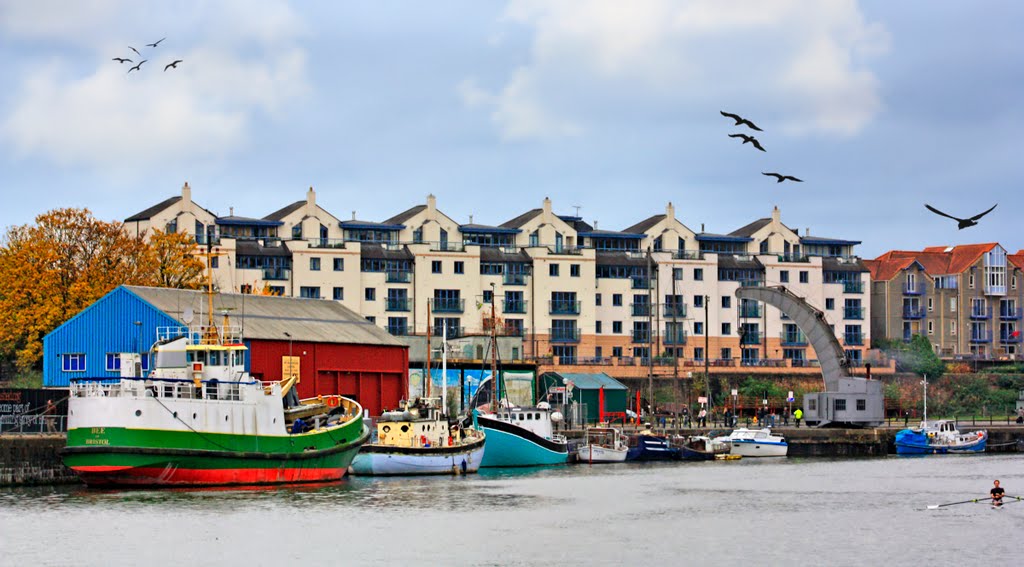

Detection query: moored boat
xmin=626 ymin=425 xmax=681 ymax=461
xmin=475 ymin=403 xmax=569 ymax=467
xmin=676 ymin=435 xmax=731 ymax=461
xmin=576 ymin=426 xmax=629 ymax=463
xmin=895 ymin=420 xmax=987 ymax=455
xmin=716 ymin=428 xmax=788 ymax=457
xmin=349 ymin=398 xmax=486 ymax=475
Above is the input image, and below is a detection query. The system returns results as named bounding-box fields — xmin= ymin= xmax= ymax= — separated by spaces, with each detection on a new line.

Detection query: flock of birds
xmin=719 ymin=110 xmax=997 ymax=230
xmin=111 ymin=37 xmax=182 ymax=74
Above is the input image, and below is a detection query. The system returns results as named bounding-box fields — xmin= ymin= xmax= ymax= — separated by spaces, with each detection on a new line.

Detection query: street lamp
xmin=283 ymin=331 xmax=293 ymax=380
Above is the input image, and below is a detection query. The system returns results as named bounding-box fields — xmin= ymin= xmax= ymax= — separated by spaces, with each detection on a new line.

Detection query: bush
xmin=946 ymin=362 xmax=972 ymax=374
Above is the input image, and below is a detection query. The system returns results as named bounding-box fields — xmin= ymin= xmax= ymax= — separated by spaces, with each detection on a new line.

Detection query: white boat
xmin=576 ymin=426 xmax=629 ymax=463
xmin=350 ymin=398 xmax=486 ymax=476
xmin=717 ymin=428 xmax=788 ymax=457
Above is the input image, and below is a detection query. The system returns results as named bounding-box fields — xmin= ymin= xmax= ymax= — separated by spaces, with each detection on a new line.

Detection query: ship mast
xmin=490 ymin=282 xmax=498 ymax=413
xmin=426 ymin=298 xmax=432 ymax=399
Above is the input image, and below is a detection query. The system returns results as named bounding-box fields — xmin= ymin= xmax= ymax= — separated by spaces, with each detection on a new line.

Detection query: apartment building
xmin=123 ymin=183 xmax=871 ymax=371
xmin=866 ymin=244 xmax=1024 ymax=358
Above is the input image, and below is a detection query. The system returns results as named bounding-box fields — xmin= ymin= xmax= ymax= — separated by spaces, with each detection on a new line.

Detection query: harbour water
xmin=2 ymin=454 xmax=1022 ymax=566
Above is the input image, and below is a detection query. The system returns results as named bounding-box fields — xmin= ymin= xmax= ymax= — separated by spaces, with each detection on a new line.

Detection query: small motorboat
xmin=676 ymin=435 xmax=731 ymax=461
xmin=715 ymin=428 xmax=788 ymax=457
xmin=626 ymin=425 xmax=681 ymax=461
xmin=895 ymin=420 xmax=987 ymax=455
xmin=576 ymin=426 xmax=629 ymax=463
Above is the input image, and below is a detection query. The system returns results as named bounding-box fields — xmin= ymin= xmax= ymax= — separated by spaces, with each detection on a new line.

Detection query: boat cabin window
xmin=209 ymin=351 xmax=221 ymax=366
xmin=535 ymin=413 xmax=541 ymax=420
xmin=526 ymin=413 xmax=532 ymax=420
xmin=187 ymin=351 xmax=207 ymax=364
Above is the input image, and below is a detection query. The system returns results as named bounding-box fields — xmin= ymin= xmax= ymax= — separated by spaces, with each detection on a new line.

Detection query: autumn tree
xmin=146 ymin=229 xmax=205 ymax=289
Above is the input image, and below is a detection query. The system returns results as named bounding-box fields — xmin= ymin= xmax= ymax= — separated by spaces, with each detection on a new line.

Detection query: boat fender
xmin=977 ymin=431 xmax=984 ymax=438
xmin=448 ymin=435 xmax=453 ymax=446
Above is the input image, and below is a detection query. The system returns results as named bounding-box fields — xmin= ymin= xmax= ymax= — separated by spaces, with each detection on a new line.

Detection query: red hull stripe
xmin=71 ymin=465 xmax=347 ymax=486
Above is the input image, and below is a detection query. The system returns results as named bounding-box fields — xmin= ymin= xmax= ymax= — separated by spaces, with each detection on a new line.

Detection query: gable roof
xmin=263 ymin=201 xmax=305 ymax=222
xmin=500 ymin=208 xmax=542 ymax=229
xmin=125 ymin=196 xmax=182 ymax=222
xmin=384 ymin=205 xmax=427 ymax=225
xmin=869 ymin=243 xmax=1000 ymax=281
xmin=729 ymin=218 xmax=772 ymax=238
xmin=540 ymin=372 xmax=627 ymax=390
xmin=622 ymin=214 xmax=665 ymax=234
xmin=1009 ymin=250 xmax=1024 ymax=270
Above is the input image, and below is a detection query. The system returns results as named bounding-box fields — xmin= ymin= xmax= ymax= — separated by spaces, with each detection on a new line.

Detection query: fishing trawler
xmin=61 ymin=252 xmax=368 ymax=487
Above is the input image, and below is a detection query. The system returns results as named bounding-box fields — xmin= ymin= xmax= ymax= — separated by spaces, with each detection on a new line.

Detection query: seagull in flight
xmin=924 ymin=203 xmax=997 ymax=230
xmin=728 ymin=133 xmax=766 ymax=152
xmin=129 ymin=46 xmax=142 ymax=57
xmin=762 ymin=172 xmax=803 ymax=183
xmin=127 ymin=60 xmax=147 ymax=74
xmin=112 ymin=57 xmax=133 ymax=64
xmin=146 ymin=37 xmax=166 ymax=48
xmin=164 ymin=59 xmax=183 ymax=71
xmin=720 ymin=111 xmax=763 ymax=132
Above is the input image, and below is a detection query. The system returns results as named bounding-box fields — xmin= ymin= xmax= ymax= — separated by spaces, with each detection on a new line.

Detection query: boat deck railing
xmin=156 ymin=325 xmax=245 ymax=346
xmin=70 ymin=376 xmax=264 ymax=402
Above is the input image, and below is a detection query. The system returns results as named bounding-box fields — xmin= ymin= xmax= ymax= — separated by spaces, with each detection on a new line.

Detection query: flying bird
xmin=147 ymin=37 xmax=166 ymax=48
xmin=720 ymin=111 xmax=763 ymax=131
xmin=129 ymin=46 xmax=142 ymax=57
xmin=112 ymin=57 xmax=133 ymax=64
xmin=127 ymin=60 xmax=147 ymax=74
xmin=164 ymin=59 xmax=183 ymax=71
xmin=728 ymin=133 xmax=766 ymax=152
xmin=762 ymin=172 xmax=803 ymax=183
xmin=924 ymin=203 xmax=997 ymax=230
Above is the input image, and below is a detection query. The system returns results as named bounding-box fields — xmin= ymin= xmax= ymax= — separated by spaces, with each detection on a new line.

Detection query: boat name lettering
xmin=90 ymin=427 xmax=106 ymax=434
xmin=84 ymin=438 xmax=109 ymax=445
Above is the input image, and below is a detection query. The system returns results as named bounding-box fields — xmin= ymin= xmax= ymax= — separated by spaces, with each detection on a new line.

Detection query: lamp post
xmin=283 ymin=331 xmax=293 ymax=380
xmin=133 ymin=321 xmax=142 ymax=377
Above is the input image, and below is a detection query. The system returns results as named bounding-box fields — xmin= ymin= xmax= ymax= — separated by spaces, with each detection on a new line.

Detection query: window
xmin=366 ymin=316 xmax=376 ymax=324
xmin=835 ymin=399 xmax=847 ymax=411
xmin=62 ymin=353 xmax=86 ymax=372
xmin=595 ymin=293 xmax=602 ymax=306
xmin=694 ymin=268 xmax=704 ymax=281
xmin=299 ymin=286 xmax=321 ymax=299
xmin=694 ymin=322 xmax=704 ymax=335
xmin=693 ymin=347 xmax=704 ymax=361
xmin=549 ymin=264 xmax=559 ymax=277
xmin=950 ymin=321 xmax=957 ymax=335
xmin=269 ymin=286 xmax=285 ymax=296
xmin=595 ymin=321 xmax=603 ymax=334
xmin=927 ymin=321 xmax=934 ymax=335
xmin=825 ymin=298 xmax=835 ymax=310
xmin=210 ymin=256 xmax=219 ymax=269
xmin=694 ymin=295 xmax=704 ymax=308
xmin=612 ymin=321 xmax=623 ymax=334
xmin=927 ymin=298 xmax=934 ymax=312
xmin=333 ymin=287 xmax=344 ymax=300
xmin=105 ymin=353 xmax=121 ymax=372
xmin=570 ymin=264 xmax=580 ymax=277
xmin=333 ymin=258 xmax=344 ymax=271
xmin=613 ymin=294 xmax=623 ymax=306
xmin=969 ymin=273 xmax=975 ymax=288
xmin=483 ymin=290 xmax=493 ymax=303
xmin=799 ymin=271 xmax=809 ymax=284
xmin=412 ymin=228 xmax=423 ymax=243
xmin=722 ymin=322 xmax=731 ymax=335
xmin=529 ymin=230 xmax=540 ymax=247
xmin=454 ymin=261 xmax=464 ymax=274
xmin=310 ymin=257 xmax=321 ymax=271
xmin=595 ymin=346 xmax=603 ymax=357
xmin=673 ymin=268 xmax=683 ymax=281
xmin=722 ymin=296 xmax=731 ymax=309
xmin=950 ymin=297 xmax=957 ymax=312
xmin=612 ymin=346 xmax=623 ymax=357
xmin=432 ymin=261 xmax=442 ymax=274
xmin=856 ymin=399 xmax=866 ymax=411
xmin=1013 ymin=275 xmax=1018 ymax=290
xmin=780 ymin=270 xmax=790 ymax=283
xmin=720 ymin=347 xmax=732 ymax=360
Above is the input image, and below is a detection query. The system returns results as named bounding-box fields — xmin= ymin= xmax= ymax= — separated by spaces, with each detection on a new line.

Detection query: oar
xmin=927 ymin=497 xmax=991 ymax=510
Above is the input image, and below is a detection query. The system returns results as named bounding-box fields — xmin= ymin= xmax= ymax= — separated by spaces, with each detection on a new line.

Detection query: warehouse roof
xmin=541 ymin=372 xmax=627 ymax=390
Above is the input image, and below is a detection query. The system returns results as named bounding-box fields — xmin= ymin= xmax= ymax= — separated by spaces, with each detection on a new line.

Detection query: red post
xmin=635 ymin=389 xmax=642 ymax=425
xmin=599 ymin=386 xmax=606 ymax=423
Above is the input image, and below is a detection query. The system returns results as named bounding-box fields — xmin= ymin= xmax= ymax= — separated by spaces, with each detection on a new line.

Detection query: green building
xmin=537 ymin=372 xmax=628 ymax=424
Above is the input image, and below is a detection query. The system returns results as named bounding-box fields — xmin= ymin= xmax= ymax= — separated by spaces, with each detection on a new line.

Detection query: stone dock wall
xmin=0 ymin=435 xmax=78 ymax=486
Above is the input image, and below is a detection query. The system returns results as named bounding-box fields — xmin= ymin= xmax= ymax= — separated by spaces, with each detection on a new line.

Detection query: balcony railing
xmin=631 ymin=330 xmax=653 ymax=343
xmin=969 ymin=330 xmax=993 ymax=344
xmin=970 ymin=306 xmax=992 ymax=320
xmin=549 ymin=300 xmax=581 ymax=315
xmin=844 ymin=307 xmax=865 ymax=320
xmin=902 ymin=307 xmax=926 ymax=319
xmin=844 ymin=333 xmax=864 ymax=346
xmin=430 ymin=242 xmax=464 ymax=252
xmin=262 ymin=267 xmax=291 ymax=281
xmin=502 ymin=299 xmax=528 ymax=314
xmin=386 ymin=271 xmax=412 ymax=283
xmin=431 ymin=298 xmax=464 ymax=313
xmin=740 ymin=332 xmax=761 ymax=345
xmin=739 ymin=280 xmax=765 ymax=287
xmin=999 ymin=331 xmax=1022 ymax=344
xmin=432 ymin=325 xmax=464 ymax=339
xmin=999 ymin=307 xmax=1023 ymax=320
xmin=662 ymin=303 xmax=687 ymax=318
xmin=842 ymin=281 xmax=864 ymax=294
xmin=195 ymin=234 xmax=222 ymax=246
xmin=672 ymin=250 xmax=703 ymax=260
xmin=503 ymin=273 xmax=527 ymax=286
xmin=548 ymin=246 xmax=583 ymax=255
xmin=780 ymin=331 xmax=808 ymax=346
xmin=386 ymin=325 xmax=409 ymax=336
xmin=306 ymin=238 xmax=345 ymax=249
xmin=903 ymin=282 xmax=925 ymax=295
xmin=663 ymin=328 xmax=688 ymax=345
xmin=502 ymin=324 xmax=526 ymax=337
xmin=631 ymin=303 xmax=653 ymax=317
xmin=739 ymin=306 xmax=762 ymax=318
xmin=549 ymin=327 xmax=581 ymax=343
xmin=631 ymin=277 xmax=654 ymax=290
xmin=776 ymin=254 xmax=810 ymax=263
xmin=385 ymin=298 xmax=411 ymax=312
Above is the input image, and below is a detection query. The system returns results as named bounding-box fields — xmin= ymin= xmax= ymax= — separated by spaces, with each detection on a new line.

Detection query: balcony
xmin=502 ymin=299 xmax=528 ymax=314
xmin=903 ymin=282 xmax=925 ymax=295
xmin=262 ymin=267 xmax=291 ymax=281
xmin=739 ymin=305 xmax=762 ymax=318
xmin=549 ymin=300 xmax=581 ymax=315
xmin=999 ymin=307 xmax=1023 ymax=320
xmin=902 ymin=307 xmax=926 ymax=320
xmin=663 ymin=328 xmax=688 ymax=345
xmin=549 ymin=327 xmax=581 ymax=343
xmin=386 ymin=271 xmax=412 ymax=283
xmin=502 ymin=324 xmax=526 ymax=337
xmin=969 ymin=306 xmax=992 ymax=320
xmin=999 ymin=331 xmax=1022 ymax=344
xmin=195 ymin=233 xmax=222 ymax=246
xmin=842 ymin=281 xmax=864 ymax=294
xmin=631 ymin=277 xmax=654 ymax=290
xmin=385 ymin=298 xmax=410 ymax=312
xmin=672 ymin=250 xmax=703 ymax=260
xmin=431 ymin=298 xmax=464 ymax=313
xmin=631 ymin=303 xmax=653 ymax=317
xmin=432 ymin=325 xmax=464 ymax=339
xmin=969 ymin=330 xmax=993 ymax=344
xmin=503 ymin=273 xmax=527 ymax=286
xmin=430 ymin=242 xmax=464 ymax=253
xmin=306 ymin=238 xmax=345 ymax=249
xmin=548 ymin=246 xmax=583 ymax=255
xmin=740 ymin=332 xmax=761 ymax=345
xmin=844 ymin=333 xmax=864 ymax=346
xmin=739 ymin=280 xmax=765 ymax=287
xmin=631 ymin=330 xmax=653 ymax=343
xmin=662 ymin=303 xmax=687 ymax=318
xmin=843 ymin=307 xmax=865 ymax=320
xmin=386 ymin=324 xmax=409 ymax=336
xmin=776 ymin=254 xmax=810 ymax=263
xmin=780 ymin=331 xmax=808 ymax=346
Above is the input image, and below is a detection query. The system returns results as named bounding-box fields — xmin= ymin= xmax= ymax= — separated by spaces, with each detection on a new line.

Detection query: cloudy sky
xmin=1 ymin=1 xmax=1021 ymax=257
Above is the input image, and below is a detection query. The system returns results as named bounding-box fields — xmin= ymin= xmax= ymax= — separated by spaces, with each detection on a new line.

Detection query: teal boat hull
xmin=475 ymin=414 xmax=568 ymax=468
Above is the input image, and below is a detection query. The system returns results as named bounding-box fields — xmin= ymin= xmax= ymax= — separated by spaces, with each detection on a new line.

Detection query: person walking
xmin=794 ymin=407 xmax=803 ymax=428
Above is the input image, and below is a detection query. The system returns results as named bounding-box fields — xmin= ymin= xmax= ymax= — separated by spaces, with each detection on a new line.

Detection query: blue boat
xmin=626 ymin=433 xmax=681 ymax=461
xmin=895 ymin=420 xmax=987 ymax=455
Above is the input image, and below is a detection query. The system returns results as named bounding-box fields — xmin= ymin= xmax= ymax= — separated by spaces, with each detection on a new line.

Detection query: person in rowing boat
xmin=990 ymin=480 xmax=1004 ymax=507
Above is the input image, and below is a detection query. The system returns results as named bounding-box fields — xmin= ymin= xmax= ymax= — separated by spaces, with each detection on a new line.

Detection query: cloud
xmin=0 ymin=0 xmax=309 ymax=169
xmin=466 ymin=0 xmax=889 ymax=140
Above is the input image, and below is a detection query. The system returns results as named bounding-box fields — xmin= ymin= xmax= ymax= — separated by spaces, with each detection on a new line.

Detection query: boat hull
xmin=349 ymin=436 xmax=486 ymax=475
xmin=729 ymin=439 xmax=788 ymax=457
xmin=476 ymin=416 xmax=568 ymax=468
xmin=626 ymin=436 xmax=681 ymax=461
xmin=576 ymin=444 xmax=628 ymax=463
xmin=894 ymin=429 xmax=987 ymax=455
xmin=62 ymin=423 xmax=369 ymax=487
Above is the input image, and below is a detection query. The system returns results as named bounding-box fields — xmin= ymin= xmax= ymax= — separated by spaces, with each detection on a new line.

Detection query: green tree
xmin=905 ymin=335 xmax=945 ymax=378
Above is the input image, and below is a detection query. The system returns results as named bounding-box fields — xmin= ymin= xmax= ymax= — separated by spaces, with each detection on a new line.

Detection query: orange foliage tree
xmin=0 ymin=208 xmax=204 ymax=371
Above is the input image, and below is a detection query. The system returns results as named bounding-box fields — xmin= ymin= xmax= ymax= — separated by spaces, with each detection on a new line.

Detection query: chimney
xmin=666 ymin=202 xmax=674 ymax=220
xmin=542 ymin=197 xmax=552 ymax=217
xmin=701 ymin=223 xmax=705 ymax=233
xmin=427 ymin=194 xmax=437 ymax=215
xmin=229 ymin=206 xmax=234 ymax=216
xmin=805 ymin=227 xmax=810 ymax=237
xmin=306 ymin=186 xmax=316 ymax=207
xmin=468 ymin=214 xmax=473 ymax=224
xmin=352 ymin=211 xmax=356 ymax=220
xmin=182 ymin=182 xmax=192 ymax=204
xmin=771 ymin=206 xmax=780 ymax=224
xmin=594 ymin=220 xmax=599 ymax=229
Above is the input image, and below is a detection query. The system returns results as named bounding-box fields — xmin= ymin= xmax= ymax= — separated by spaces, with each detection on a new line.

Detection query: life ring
xmin=326 ymin=396 xmax=340 ymax=408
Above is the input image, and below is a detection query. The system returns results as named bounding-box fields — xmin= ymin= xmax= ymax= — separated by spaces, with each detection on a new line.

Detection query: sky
xmin=1 ymin=1 xmax=1022 ymax=258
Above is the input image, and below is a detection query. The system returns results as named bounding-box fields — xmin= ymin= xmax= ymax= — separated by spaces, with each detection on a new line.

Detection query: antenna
xmin=572 ymin=205 xmax=582 ymax=217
